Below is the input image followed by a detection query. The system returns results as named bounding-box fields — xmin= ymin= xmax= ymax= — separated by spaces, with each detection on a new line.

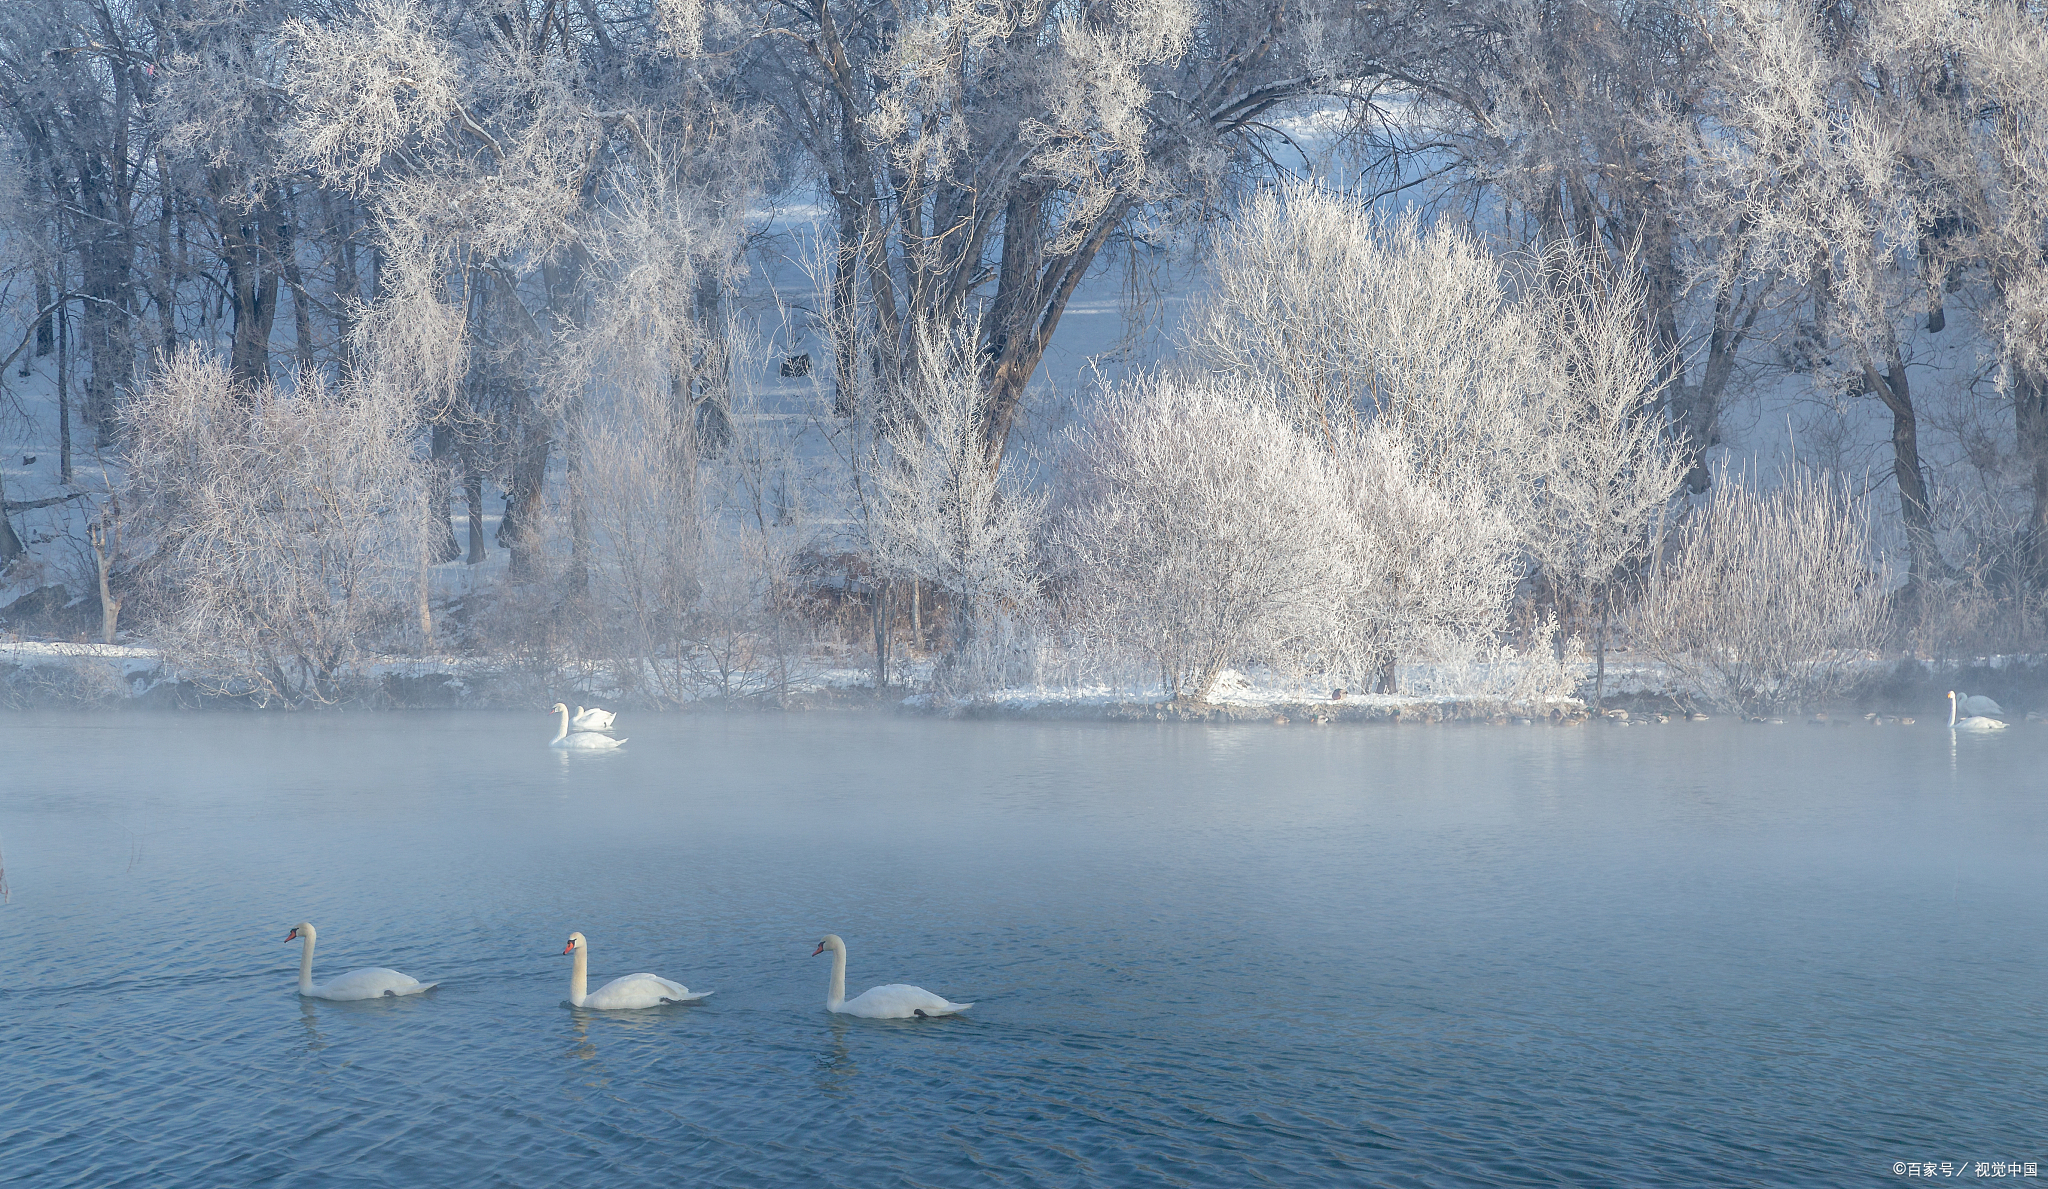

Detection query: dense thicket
xmin=0 ymin=0 xmax=2041 ymax=710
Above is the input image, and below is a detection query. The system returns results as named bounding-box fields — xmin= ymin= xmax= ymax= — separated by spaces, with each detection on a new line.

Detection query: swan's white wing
xmin=309 ymin=967 xmax=432 ymax=1001
xmin=838 ymin=983 xmax=972 ymax=1018
xmin=570 ymin=708 xmax=617 ymax=730
xmin=1958 ymin=716 xmax=2008 ymax=731
xmin=1962 ymin=695 xmax=2005 ymax=717
xmin=584 ymin=973 xmax=706 ymax=1010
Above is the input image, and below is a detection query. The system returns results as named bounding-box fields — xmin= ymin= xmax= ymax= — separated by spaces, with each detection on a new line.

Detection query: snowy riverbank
xmin=7 ymin=633 xmax=2037 ymax=723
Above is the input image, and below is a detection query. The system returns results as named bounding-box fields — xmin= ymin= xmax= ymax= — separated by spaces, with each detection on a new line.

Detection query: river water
xmin=1 ymin=712 xmax=2041 ymax=1186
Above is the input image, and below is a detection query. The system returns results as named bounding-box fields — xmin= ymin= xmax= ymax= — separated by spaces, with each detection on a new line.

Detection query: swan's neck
xmin=826 ymin=944 xmax=846 ymax=1011
xmin=554 ymin=706 xmax=570 ymax=743
xmin=298 ymin=930 xmax=316 ymax=995
xmin=570 ymin=944 xmax=588 ymax=1007
xmin=1950 ymin=695 xmax=1958 ymax=728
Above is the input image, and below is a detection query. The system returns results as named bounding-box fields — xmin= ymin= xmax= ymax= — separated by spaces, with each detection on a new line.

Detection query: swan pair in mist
xmin=1949 ymin=690 xmax=2008 ymax=732
xmin=549 ymin=703 xmax=625 ymax=749
xmin=286 ymin=923 xmax=972 ymax=1019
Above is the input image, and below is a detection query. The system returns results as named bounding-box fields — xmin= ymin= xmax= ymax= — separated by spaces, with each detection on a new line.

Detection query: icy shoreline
xmin=0 ymin=637 xmax=1586 ymax=719
xmin=5 ymin=635 xmax=2037 ymax=723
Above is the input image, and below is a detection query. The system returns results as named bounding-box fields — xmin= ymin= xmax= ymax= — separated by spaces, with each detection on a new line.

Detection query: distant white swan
xmin=1950 ymin=691 xmax=2008 ymax=732
xmin=562 ymin=931 xmax=709 ymax=1010
xmin=551 ymin=703 xmax=625 ymax=749
xmin=1954 ymin=691 xmax=2004 ymax=718
xmin=812 ymin=934 xmax=972 ymax=1019
xmin=287 ymin=922 xmax=438 ymax=1000
xmin=572 ymin=705 xmax=617 ymax=731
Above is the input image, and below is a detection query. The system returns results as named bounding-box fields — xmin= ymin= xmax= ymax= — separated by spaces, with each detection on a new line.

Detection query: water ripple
xmin=2 ymin=713 xmax=2043 ymax=1186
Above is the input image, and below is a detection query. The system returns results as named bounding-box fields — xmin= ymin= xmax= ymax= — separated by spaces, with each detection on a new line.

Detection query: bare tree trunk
xmin=1861 ymin=336 xmax=1943 ymax=589
xmin=217 ymin=176 xmax=281 ymax=392
xmin=499 ymin=386 xmax=551 ymax=580
xmin=32 ymin=273 xmax=53 ymax=359
xmin=418 ymin=487 xmax=435 ymax=651
xmin=57 ymin=296 xmax=71 ymax=485
xmin=463 ymin=460 xmax=487 ymax=565
xmin=89 ymin=499 xmax=121 ymax=644
xmin=1371 ymin=649 xmax=1398 ymax=695
xmin=2012 ymin=360 xmax=2048 ymax=581
xmin=1594 ymin=597 xmax=1608 ymax=712
xmin=279 ymin=186 xmax=318 ymax=385
xmin=426 ymin=423 xmax=463 ymax=562
xmin=870 ymin=579 xmax=891 ymax=691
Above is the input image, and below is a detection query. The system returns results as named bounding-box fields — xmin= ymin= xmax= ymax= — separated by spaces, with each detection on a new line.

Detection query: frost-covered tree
xmin=1635 ymin=466 xmax=1889 ymax=716
xmin=1696 ymin=0 xmax=1968 ymax=589
xmin=743 ymin=0 xmax=1481 ymax=473
xmin=1186 ymin=186 xmax=1682 ymax=694
xmin=1522 ymin=241 xmax=1687 ymax=706
xmin=862 ymin=332 xmax=1046 ymax=666
xmin=282 ymin=0 xmax=761 ymax=582
xmin=1333 ymin=425 xmax=1519 ymax=694
xmin=124 ymin=347 xmax=432 ymax=703
xmin=1429 ymin=0 xmax=1771 ymax=493
xmin=1057 ymin=377 xmax=1355 ymax=703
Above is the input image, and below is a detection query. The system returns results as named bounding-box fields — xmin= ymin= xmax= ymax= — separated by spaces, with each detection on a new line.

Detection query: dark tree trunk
xmin=427 ymin=423 xmax=464 ymax=563
xmin=463 ymin=454 xmax=487 ymax=565
xmin=870 ymin=579 xmax=891 ymax=691
xmin=217 ymin=178 xmax=281 ymax=392
xmin=1862 ymin=336 xmax=1943 ymax=588
xmin=57 ymin=297 xmax=71 ymax=485
xmin=2013 ymin=359 xmax=2048 ymax=580
xmin=32 ymin=274 xmax=53 ymax=358
xmin=498 ymin=386 xmax=551 ymax=580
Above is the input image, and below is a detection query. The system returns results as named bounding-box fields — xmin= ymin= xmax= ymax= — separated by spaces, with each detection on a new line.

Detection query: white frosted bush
xmin=1634 ymin=468 xmax=1890 ymax=715
xmin=1056 ymin=378 xmax=1356 ymax=703
xmin=124 ymin=349 xmax=434 ymax=703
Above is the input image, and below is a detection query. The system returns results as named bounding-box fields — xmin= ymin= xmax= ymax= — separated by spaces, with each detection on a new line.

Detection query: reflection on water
xmin=1 ymin=711 xmax=2043 ymax=1187
xmin=297 ymin=996 xmax=326 ymax=1053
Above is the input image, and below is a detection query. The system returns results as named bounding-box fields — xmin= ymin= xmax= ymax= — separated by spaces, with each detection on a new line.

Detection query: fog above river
xmin=2 ymin=714 xmax=2041 ymax=1186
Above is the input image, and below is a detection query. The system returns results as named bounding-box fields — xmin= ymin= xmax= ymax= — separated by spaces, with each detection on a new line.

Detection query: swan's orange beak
xmin=562 ymin=940 xmax=575 ymax=954
xmin=811 ymin=943 xmax=825 ymax=956
xmin=285 ymin=928 xmax=298 ymax=942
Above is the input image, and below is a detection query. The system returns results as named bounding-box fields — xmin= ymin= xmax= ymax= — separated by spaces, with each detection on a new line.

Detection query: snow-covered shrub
xmin=1183 ymin=187 xmax=1547 ymax=494
xmin=1187 ymin=185 xmax=1684 ymax=696
xmin=1521 ymin=240 xmax=1689 ymax=702
xmin=1055 ymin=377 xmax=1355 ymax=703
xmin=863 ymin=335 xmax=1047 ymax=662
xmin=124 ymin=349 xmax=434 ymax=703
xmin=1334 ymin=425 xmax=1520 ymax=691
xmin=1634 ymin=468 xmax=1890 ymax=715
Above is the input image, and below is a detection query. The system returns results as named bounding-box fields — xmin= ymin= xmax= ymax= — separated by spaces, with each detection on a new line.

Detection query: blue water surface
xmin=0 ymin=712 xmax=2041 ymax=1187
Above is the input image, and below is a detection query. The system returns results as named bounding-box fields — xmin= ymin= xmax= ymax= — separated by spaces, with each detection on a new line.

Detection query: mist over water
xmin=1 ymin=712 xmax=2041 ymax=1186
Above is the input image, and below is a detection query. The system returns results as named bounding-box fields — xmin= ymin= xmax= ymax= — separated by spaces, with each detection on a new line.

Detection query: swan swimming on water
xmin=812 ymin=933 xmax=973 ymax=1019
xmin=550 ymin=703 xmax=626 ymax=749
xmin=286 ymin=922 xmax=439 ymax=1000
xmin=1953 ymin=691 xmax=2004 ymax=718
xmin=562 ymin=932 xmax=710 ymax=1010
xmin=572 ymin=705 xmax=616 ymax=731
xmin=1950 ymin=691 xmax=2008 ymax=732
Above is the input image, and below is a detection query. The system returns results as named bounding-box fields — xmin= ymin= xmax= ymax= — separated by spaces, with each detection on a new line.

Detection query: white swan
xmin=1954 ymin=691 xmax=2004 ymax=718
xmin=572 ymin=705 xmax=617 ymax=731
xmin=550 ymin=703 xmax=626 ymax=749
xmin=812 ymin=934 xmax=972 ymax=1019
xmin=1951 ymin=690 xmax=2008 ymax=732
xmin=563 ymin=931 xmax=710 ymax=1010
xmin=286 ymin=923 xmax=438 ymax=1001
